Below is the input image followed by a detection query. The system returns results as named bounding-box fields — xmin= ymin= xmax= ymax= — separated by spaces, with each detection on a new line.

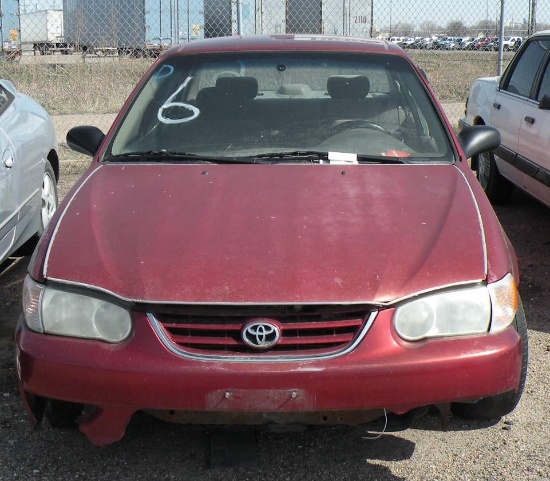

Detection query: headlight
xmin=22 ymin=275 xmax=132 ymax=343
xmin=394 ymin=285 xmax=491 ymax=341
xmin=393 ymin=274 xmax=518 ymax=341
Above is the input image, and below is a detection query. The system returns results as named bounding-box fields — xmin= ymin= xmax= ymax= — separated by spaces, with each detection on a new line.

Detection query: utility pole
xmin=528 ymin=0 xmax=537 ymax=36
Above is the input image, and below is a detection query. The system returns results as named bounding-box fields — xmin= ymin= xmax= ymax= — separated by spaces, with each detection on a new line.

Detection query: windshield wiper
xmin=356 ymin=155 xmax=409 ymax=164
xmin=104 ymin=151 xmax=204 ymax=162
xmin=104 ymin=150 xmax=409 ymax=165
xmin=250 ymin=150 xmax=329 ymax=162
xmin=103 ymin=151 xmax=265 ymax=164
xmin=245 ymin=151 xmax=409 ymax=164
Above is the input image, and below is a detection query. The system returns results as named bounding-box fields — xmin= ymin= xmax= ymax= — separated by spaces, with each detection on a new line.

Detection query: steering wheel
xmin=329 ymin=120 xmax=393 ymax=137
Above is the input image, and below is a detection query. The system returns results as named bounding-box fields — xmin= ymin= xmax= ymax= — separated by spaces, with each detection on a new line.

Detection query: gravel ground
xmin=0 ymin=160 xmax=549 ymax=481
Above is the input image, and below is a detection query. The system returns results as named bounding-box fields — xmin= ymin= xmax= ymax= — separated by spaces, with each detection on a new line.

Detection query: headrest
xmin=196 ymin=86 xmax=246 ymax=116
xmin=215 ymin=76 xmax=259 ymax=99
xmin=196 ymin=87 xmax=219 ymax=114
xmin=327 ymin=75 xmax=370 ymax=99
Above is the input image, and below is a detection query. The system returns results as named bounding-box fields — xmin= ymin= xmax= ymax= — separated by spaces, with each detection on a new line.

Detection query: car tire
xmin=11 ymin=160 xmax=58 ymax=257
xmin=474 ymin=150 xmax=514 ymax=203
xmin=45 ymin=399 xmax=84 ymax=428
xmin=451 ymin=299 xmax=528 ymax=420
xmin=39 ymin=160 xmax=58 ymax=234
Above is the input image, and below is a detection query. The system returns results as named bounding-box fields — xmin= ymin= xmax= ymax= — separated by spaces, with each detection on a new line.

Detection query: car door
xmin=516 ymin=49 xmax=550 ymax=207
xmin=3 ymin=83 xmax=46 ymax=239
xmin=0 ymin=85 xmax=17 ymax=261
xmin=488 ymin=89 xmax=525 ymax=187
xmin=491 ymin=38 xmax=550 ymax=189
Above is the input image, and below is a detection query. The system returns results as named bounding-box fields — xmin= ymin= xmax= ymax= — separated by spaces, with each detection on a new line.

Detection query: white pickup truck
xmin=499 ymin=36 xmax=522 ymax=51
xmin=460 ymin=30 xmax=550 ymax=207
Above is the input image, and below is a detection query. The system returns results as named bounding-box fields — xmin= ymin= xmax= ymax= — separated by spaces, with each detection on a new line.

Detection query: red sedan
xmin=16 ymin=35 xmax=527 ymax=445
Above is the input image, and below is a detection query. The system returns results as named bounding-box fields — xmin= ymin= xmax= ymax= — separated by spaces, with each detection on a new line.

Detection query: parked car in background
xmin=461 ymin=30 xmax=550 ymax=207
xmin=16 ymin=35 xmax=526 ymax=446
xmin=440 ymin=36 xmax=461 ymax=50
xmin=474 ymin=37 xmax=497 ymax=51
xmin=389 ymin=36 xmax=406 ymax=45
xmin=485 ymin=37 xmax=499 ymax=51
xmin=407 ymin=37 xmax=424 ymax=49
xmin=400 ymin=37 xmax=418 ymax=48
xmin=420 ymin=37 xmax=435 ymax=49
xmin=0 ymin=80 xmax=59 ymax=265
xmin=496 ymin=36 xmax=522 ymax=51
xmin=457 ymin=37 xmax=476 ymax=49
xmin=464 ymin=36 xmax=484 ymax=50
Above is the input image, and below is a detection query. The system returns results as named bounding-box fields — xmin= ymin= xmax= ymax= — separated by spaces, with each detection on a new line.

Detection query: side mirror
xmin=66 ymin=126 xmax=105 ymax=157
xmin=457 ymin=125 xmax=500 ymax=159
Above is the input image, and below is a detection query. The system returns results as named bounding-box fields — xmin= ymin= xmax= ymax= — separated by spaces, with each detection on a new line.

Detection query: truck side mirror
xmin=539 ymin=94 xmax=550 ymax=110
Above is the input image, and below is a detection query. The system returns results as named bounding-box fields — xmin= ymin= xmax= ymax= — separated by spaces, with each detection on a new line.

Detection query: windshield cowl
xmin=103 ymin=150 xmax=413 ymax=165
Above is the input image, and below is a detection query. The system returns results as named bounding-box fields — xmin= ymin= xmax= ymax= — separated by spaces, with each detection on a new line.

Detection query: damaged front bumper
xmin=15 ymin=310 xmax=522 ymax=445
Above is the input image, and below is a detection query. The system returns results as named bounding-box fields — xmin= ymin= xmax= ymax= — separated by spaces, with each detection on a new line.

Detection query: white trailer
xmin=63 ymin=0 xmax=205 ymax=57
xmin=20 ymin=10 xmax=72 ymax=55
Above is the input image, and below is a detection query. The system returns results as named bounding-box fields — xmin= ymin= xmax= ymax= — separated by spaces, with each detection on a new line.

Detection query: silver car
xmin=0 ymin=80 xmax=59 ymax=264
xmin=460 ymin=31 xmax=550 ymax=207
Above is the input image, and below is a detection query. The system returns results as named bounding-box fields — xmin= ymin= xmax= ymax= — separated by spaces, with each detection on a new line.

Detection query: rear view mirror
xmin=457 ymin=125 xmax=500 ymax=159
xmin=67 ymin=126 xmax=105 ymax=157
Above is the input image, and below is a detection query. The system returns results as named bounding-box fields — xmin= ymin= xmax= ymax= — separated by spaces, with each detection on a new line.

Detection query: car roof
xmin=530 ymin=30 xmax=550 ymax=38
xmin=164 ymin=34 xmax=405 ymax=58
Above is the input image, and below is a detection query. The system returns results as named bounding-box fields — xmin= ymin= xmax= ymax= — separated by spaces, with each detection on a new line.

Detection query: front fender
xmin=464 ymin=77 xmax=500 ymax=126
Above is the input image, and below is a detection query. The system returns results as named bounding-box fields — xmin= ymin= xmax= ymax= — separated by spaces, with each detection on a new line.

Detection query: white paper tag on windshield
xmin=328 ymin=152 xmax=358 ymax=164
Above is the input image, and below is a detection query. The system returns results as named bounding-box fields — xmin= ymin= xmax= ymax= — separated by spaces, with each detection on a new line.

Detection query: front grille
xmin=148 ymin=304 xmax=375 ymax=358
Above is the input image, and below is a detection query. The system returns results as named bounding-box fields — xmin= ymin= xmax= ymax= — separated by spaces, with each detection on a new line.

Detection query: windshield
xmin=106 ymin=51 xmax=453 ymax=163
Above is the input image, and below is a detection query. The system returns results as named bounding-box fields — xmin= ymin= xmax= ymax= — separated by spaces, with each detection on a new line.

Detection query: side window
xmin=537 ymin=60 xmax=550 ymax=101
xmin=505 ymin=39 xmax=550 ymax=97
xmin=363 ymin=66 xmax=392 ymax=94
xmin=0 ymin=85 xmax=13 ymax=117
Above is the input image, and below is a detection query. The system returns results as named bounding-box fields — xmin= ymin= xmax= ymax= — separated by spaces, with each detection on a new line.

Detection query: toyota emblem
xmin=242 ymin=319 xmax=281 ymax=349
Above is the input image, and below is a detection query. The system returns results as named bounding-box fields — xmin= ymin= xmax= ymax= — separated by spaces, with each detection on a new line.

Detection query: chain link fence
xmin=0 ymin=0 xmax=549 ymax=161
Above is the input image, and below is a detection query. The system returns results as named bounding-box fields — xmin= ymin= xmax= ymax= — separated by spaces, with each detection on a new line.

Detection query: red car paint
xmin=45 ymin=163 xmax=486 ymax=304
xmin=16 ymin=35 xmax=524 ymax=445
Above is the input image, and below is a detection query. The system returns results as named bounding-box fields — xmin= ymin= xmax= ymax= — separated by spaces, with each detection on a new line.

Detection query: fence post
xmin=237 ymin=0 xmax=243 ymax=35
xmin=370 ymin=0 xmax=374 ymax=38
xmin=528 ymin=0 xmax=537 ymax=35
xmin=497 ymin=0 xmax=505 ymax=75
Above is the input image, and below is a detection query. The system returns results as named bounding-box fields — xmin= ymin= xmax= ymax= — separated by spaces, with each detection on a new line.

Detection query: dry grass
xmin=0 ymin=50 xmax=515 ymax=115
xmin=409 ymin=50 xmax=514 ymax=101
xmin=1 ymin=58 xmax=151 ymax=115
xmin=0 ymin=50 xmax=516 ymax=168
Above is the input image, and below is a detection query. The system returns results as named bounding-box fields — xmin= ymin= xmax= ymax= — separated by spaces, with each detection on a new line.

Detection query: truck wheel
xmin=452 ymin=299 xmax=528 ymax=420
xmin=475 ymin=150 xmax=514 ymax=203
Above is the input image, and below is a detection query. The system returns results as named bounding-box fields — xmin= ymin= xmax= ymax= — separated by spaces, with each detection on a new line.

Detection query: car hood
xmin=45 ymin=163 xmax=486 ymax=304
